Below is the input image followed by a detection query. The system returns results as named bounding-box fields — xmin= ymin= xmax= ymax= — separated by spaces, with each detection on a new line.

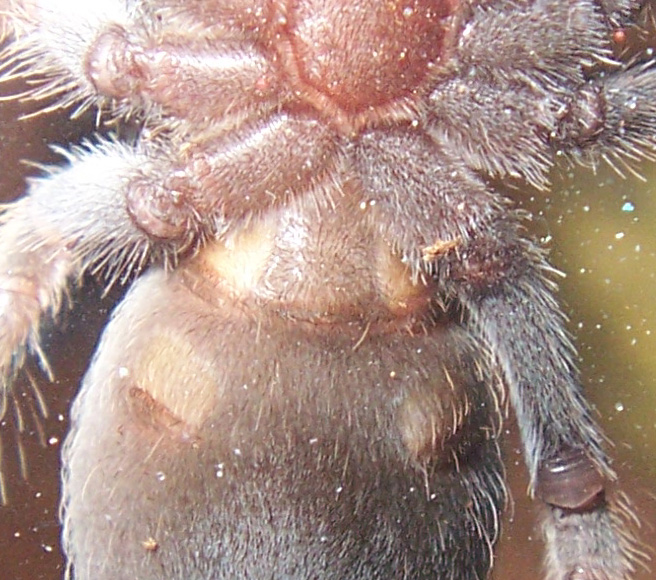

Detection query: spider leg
xmin=1 ymin=0 xmax=131 ymax=110
xmin=354 ymin=125 xmax=639 ymax=579
xmin=0 ymin=111 xmax=338 ymax=408
xmin=554 ymin=63 xmax=656 ymax=177
xmin=3 ymin=0 xmax=281 ymax=122
xmin=0 ymin=139 xmax=195 ymax=409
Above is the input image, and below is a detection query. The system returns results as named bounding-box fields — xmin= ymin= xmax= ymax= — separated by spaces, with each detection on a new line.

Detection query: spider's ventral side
xmin=0 ymin=0 xmax=654 ymax=578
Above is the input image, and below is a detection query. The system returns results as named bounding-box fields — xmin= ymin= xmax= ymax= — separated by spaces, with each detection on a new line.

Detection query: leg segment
xmin=554 ymin=64 xmax=656 ymax=175
xmin=0 ymin=139 xmax=191 ymax=411
xmin=354 ymin=125 xmax=638 ymax=578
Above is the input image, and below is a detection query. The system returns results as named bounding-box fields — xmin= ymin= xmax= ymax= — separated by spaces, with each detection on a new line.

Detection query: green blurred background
xmin=495 ymin=162 xmax=656 ymax=578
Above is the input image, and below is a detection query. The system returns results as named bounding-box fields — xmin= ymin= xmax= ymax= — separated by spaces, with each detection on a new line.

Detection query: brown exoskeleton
xmin=0 ymin=0 xmax=654 ymax=578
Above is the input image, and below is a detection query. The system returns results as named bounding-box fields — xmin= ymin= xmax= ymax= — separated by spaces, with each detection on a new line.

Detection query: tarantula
xmin=0 ymin=0 xmax=654 ymax=578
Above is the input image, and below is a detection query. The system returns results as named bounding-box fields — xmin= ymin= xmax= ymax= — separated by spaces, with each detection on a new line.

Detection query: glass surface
xmin=0 ymin=14 xmax=655 ymax=580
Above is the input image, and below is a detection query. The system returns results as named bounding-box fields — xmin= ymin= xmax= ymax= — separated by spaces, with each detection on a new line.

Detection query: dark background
xmin=0 ymin=11 xmax=655 ymax=580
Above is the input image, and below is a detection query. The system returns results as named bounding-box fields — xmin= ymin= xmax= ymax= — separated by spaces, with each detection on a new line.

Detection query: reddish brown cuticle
xmin=536 ymin=447 xmax=606 ymax=513
xmin=271 ymin=0 xmax=459 ymax=132
xmin=86 ymin=28 xmax=138 ymax=97
xmin=612 ymin=28 xmax=627 ymax=45
xmin=126 ymin=184 xmax=189 ymax=241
